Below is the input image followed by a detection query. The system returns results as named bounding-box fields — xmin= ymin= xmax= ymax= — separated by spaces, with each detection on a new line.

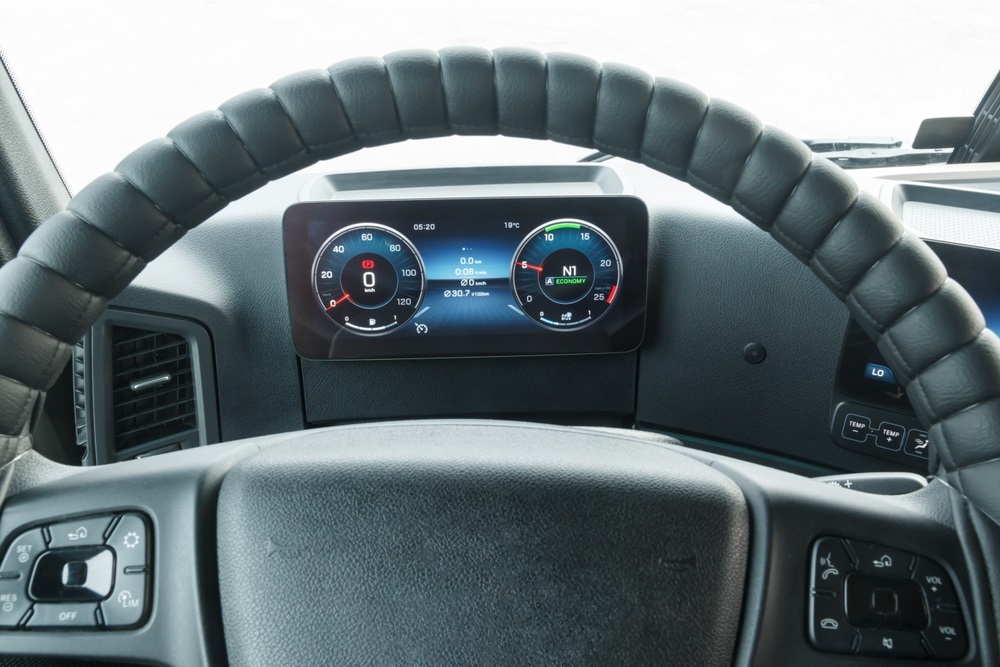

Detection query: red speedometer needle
xmin=521 ymin=262 xmax=543 ymax=272
xmin=326 ymin=293 xmax=350 ymax=310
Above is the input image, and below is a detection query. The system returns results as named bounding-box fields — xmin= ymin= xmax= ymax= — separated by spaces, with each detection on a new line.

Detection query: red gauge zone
xmin=511 ymin=219 xmax=623 ymax=330
xmin=313 ymin=223 xmax=426 ymax=335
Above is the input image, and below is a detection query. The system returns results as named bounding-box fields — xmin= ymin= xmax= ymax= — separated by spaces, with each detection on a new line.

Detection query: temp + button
xmin=875 ymin=422 xmax=905 ymax=452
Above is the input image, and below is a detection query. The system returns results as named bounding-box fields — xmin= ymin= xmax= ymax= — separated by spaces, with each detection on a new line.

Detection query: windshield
xmin=1 ymin=0 xmax=995 ymax=192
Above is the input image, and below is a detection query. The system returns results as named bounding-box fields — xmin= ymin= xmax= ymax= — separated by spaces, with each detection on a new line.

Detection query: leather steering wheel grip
xmin=1 ymin=46 xmax=999 ymax=520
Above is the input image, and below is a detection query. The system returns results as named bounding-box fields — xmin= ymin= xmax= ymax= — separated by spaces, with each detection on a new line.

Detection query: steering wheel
xmin=0 ymin=47 xmax=998 ymax=666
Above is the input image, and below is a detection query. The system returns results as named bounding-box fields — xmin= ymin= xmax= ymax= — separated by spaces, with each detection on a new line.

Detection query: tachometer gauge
xmin=313 ymin=223 xmax=425 ymax=335
xmin=511 ymin=219 xmax=622 ymax=330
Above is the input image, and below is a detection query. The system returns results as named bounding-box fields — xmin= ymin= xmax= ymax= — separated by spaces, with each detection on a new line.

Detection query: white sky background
xmin=1 ymin=0 xmax=997 ymax=192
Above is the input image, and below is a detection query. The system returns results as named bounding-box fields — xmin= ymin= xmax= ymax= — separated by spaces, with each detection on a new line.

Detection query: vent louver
xmin=72 ymin=339 xmax=89 ymax=462
xmin=111 ymin=326 xmax=197 ymax=453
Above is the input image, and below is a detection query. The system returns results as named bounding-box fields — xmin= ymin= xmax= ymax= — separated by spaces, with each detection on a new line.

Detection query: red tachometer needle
xmin=521 ymin=263 xmax=543 ymax=272
xmin=326 ymin=293 xmax=350 ymax=310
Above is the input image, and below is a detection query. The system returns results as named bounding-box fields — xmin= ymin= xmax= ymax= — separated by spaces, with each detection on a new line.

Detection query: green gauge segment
xmin=510 ymin=219 xmax=622 ymax=330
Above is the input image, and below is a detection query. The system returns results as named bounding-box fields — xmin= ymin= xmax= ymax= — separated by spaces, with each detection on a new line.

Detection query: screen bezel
xmin=283 ymin=196 xmax=649 ymax=360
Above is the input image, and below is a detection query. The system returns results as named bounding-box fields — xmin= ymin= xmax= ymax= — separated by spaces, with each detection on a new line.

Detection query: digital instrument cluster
xmin=284 ymin=196 xmax=648 ymax=359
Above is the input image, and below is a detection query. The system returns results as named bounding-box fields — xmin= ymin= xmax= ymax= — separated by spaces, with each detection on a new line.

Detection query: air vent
xmin=77 ymin=310 xmax=219 ymax=465
xmin=72 ymin=339 xmax=90 ymax=463
xmin=110 ymin=326 xmax=197 ymax=452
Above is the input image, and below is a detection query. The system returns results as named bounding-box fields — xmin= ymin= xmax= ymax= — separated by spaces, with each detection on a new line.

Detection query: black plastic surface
xmin=301 ymin=352 xmax=637 ymax=424
xmin=631 ymin=176 xmax=876 ymax=471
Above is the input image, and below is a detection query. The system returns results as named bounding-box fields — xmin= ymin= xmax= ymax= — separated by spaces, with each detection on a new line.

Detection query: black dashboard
xmin=73 ymin=159 xmax=1000 ymax=476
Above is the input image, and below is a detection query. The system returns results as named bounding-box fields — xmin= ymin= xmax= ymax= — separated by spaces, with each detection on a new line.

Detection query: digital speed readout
xmin=283 ymin=196 xmax=648 ymax=359
xmin=313 ymin=223 xmax=425 ymax=334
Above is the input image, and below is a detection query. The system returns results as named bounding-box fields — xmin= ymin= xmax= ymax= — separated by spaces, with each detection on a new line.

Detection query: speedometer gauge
xmin=511 ymin=219 xmax=622 ymax=330
xmin=313 ymin=223 xmax=425 ymax=335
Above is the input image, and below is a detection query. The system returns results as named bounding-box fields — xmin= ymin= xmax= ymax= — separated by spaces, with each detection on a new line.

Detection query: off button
xmin=27 ymin=603 xmax=98 ymax=629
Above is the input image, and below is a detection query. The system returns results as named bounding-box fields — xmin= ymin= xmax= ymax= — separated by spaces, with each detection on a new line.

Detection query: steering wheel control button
xmin=742 ymin=342 xmax=766 ymax=364
xmin=809 ymin=593 xmax=858 ymax=653
xmin=29 ymin=547 xmax=114 ymax=602
xmin=923 ymin=610 xmax=968 ymax=660
xmin=101 ymin=513 xmax=151 ymax=629
xmin=0 ymin=578 xmax=31 ymax=628
xmin=101 ymin=576 xmax=147 ymax=629
xmin=26 ymin=602 xmax=98 ymax=630
xmin=857 ymin=629 xmax=926 ymax=659
xmin=0 ymin=528 xmax=46 ymax=577
xmin=842 ymin=414 xmax=872 ymax=443
xmin=875 ymin=422 xmax=905 ymax=451
xmin=904 ymin=429 xmax=931 ymax=459
xmin=107 ymin=513 xmax=148 ymax=571
xmin=811 ymin=537 xmax=852 ymax=593
xmin=912 ymin=557 xmax=959 ymax=610
xmin=847 ymin=540 xmax=914 ymax=578
xmin=48 ymin=516 xmax=114 ymax=549
xmin=844 ymin=573 xmax=927 ymax=630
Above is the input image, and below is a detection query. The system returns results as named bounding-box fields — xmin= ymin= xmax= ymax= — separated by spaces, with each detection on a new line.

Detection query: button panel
xmin=809 ymin=536 xmax=968 ymax=660
xmin=0 ymin=513 xmax=151 ymax=631
xmin=832 ymin=402 xmax=929 ymax=466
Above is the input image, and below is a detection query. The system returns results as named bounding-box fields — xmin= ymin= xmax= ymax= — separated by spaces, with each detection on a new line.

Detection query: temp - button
xmin=842 ymin=414 xmax=871 ymax=443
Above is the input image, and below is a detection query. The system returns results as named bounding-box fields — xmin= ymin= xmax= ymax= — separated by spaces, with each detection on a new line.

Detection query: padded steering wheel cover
xmin=1 ymin=47 xmax=999 ymax=523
